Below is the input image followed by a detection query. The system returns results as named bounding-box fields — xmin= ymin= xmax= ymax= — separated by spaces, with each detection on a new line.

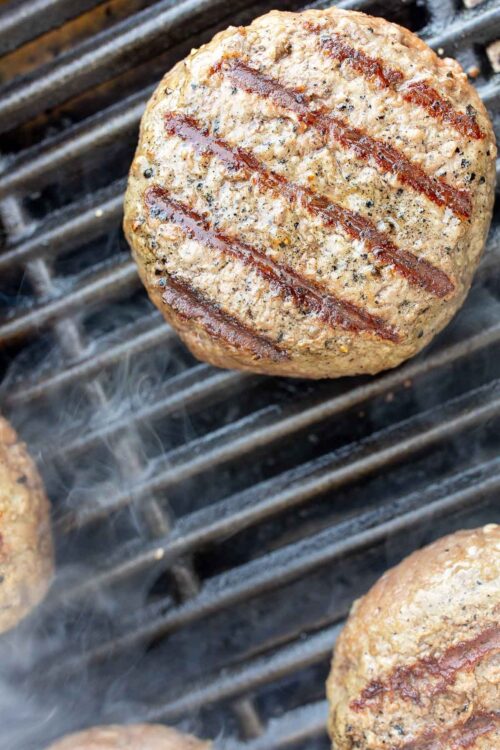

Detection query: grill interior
xmin=0 ymin=0 xmax=499 ymax=748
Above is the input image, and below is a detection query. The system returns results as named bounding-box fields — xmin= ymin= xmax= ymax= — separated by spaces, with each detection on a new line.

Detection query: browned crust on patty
xmin=160 ymin=271 xmax=289 ymax=362
xmin=397 ymin=712 xmax=499 ymax=750
xmin=213 ymin=58 xmax=472 ymax=220
xmin=351 ymin=625 xmax=500 ymax=710
xmin=305 ymin=21 xmax=485 ymax=140
xmin=45 ymin=724 xmax=211 ymax=749
xmin=327 ymin=525 xmax=500 ymax=750
xmin=163 ymin=112 xmax=455 ymax=299
xmin=146 ymin=186 xmax=400 ymax=342
xmin=124 ymin=7 xmax=496 ymax=379
xmin=0 ymin=416 xmax=53 ymax=633
xmin=135 ymin=255 xmax=287 ymax=375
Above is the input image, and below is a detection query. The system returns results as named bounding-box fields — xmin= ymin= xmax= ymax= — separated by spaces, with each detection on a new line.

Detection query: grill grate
xmin=0 ymin=0 xmax=499 ymax=748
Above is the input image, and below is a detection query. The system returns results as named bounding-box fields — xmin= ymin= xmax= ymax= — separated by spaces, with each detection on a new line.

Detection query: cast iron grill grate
xmin=0 ymin=0 xmax=499 ymax=748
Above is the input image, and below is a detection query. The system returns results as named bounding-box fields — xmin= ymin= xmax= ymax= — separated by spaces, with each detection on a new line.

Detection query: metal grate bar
xmin=0 ymin=0 xmax=289 ymax=134
xmin=58 ymin=333 xmax=500 ymax=530
xmin=0 ymin=198 xmax=201 ymax=624
xmin=53 ymin=450 xmax=500 ymax=672
xmin=0 ymin=193 xmax=37 ymax=243
xmin=0 ymin=0 xmax=106 ymax=56
xmin=424 ymin=1 xmax=500 ymax=52
xmin=0 ymin=259 xmax=139 ymax=344
xmin=0 ymin=181 xmax=124 ymax=271
xmin=0 ymin=92 xmax=148 ymax=198
xmin=53 ymin=450 xmax=500 ymax=606
xmin=47 ymin=304 xmax=500 ymax=462
xmin=1 ymin=1 xmax=499 ymax=745
xmin=44 ymin=365 xmax=248 ymax=459
xmin=2 ymin=10 xmax=497 ymax=200
xmin=230 ymin=701 xmax=328 ymax=750
xmin=9 ymin=255 xmax=498 ymax=406
xmin=143 ymin=624 xmax=341 ymax=723
xmin=424 ymin=0 xmax=456 ymax=27
xmin=232 ymin=698 xmax=266 ymax=740
xmin=308 ymin=0 xmax=394 ymax=10
xmin=118 ymin=456 xmax=496 ymax=723
xmin=54 ymin=447 xmax=500 ymax=645
xmin=3 ymin=314 xmax=169 ymax=405
xmin=480 ymin=82 xmax=500 ymax=118
xmin=23 ymin=259 xmax=108 ymax=413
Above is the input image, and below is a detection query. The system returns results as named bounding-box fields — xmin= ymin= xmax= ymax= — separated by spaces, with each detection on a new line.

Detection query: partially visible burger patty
xmin=327 ymin=525 xmax=500 ymax=750
xmin=45 ymin=724 xmax=210 ymax=749
xmin=124 ymin=7 xmax=496 ymax=379
xmin=0 ymin=416 xmax=53 ymax=633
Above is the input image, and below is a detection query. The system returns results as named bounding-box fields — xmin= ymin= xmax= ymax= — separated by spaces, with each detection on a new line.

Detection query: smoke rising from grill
xmin=0 ymin=304 xmax=207 ymax=747
xmin=0 ymin=0 xmax=499 ymax=749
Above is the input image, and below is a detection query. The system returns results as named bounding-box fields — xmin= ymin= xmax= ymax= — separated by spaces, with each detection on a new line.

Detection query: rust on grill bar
xmin=146 ymin=186 xmax=400 ymax=341
xmin=214 ymin=58 xmax=472 ymax=219
xmin=164 ymin=113 xmax=455 ymax=297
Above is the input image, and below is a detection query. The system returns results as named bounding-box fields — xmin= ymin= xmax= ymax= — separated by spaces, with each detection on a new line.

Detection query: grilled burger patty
xmin=0 ymin=416 xmax=53 ymax=633
xmin=124 ymin=8 xmax=496 ymax=379
xmin=45 ymin=724 xmax=210 ymax=749
xmin=327 ymin=525 xmax=500 ymax=750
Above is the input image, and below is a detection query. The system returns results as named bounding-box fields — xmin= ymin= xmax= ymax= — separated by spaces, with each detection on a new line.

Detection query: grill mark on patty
xmin=351 ymin=625 xmax=500 ymax=711
xmin=394 ymin=711 xmax=499 ymax=750
xmin=164 ymin=113 xmax=455 ymax=298
xmin=213 ymin=59 xmax=471 ymax=219
xmin=158 ymin=273 xmax=289 ymax=362
xmin=305 ymin=22 xmax=484 ymax=140
xmin=146 ymin=186 xmax=400 ymax=342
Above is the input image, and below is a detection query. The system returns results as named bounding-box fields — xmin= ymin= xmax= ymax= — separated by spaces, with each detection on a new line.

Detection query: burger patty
xmin=124 ymin=7 xmax=496 ymax=379
xmin=45 ymin=724 xmax=210 ymax=749
xmin=327 ymin=525 xmax=500 ymax=750
xmin=0 ymin=416 xmax=53 ymax=633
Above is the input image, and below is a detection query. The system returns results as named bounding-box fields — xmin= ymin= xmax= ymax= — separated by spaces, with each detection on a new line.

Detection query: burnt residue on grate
xmin=0 ymin=1 xmax=499 ymax=749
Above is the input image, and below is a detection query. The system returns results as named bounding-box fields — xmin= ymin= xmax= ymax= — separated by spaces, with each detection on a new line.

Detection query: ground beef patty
xmin=45 ymin=724 xmax=210 ymax=749
xmin=0 ymin=416 xmax=53 ymax=633
xmin=327 ymin=525 xmax=500 ymax=750
xmin=124 ymin=7 xmax=496 ymax=379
